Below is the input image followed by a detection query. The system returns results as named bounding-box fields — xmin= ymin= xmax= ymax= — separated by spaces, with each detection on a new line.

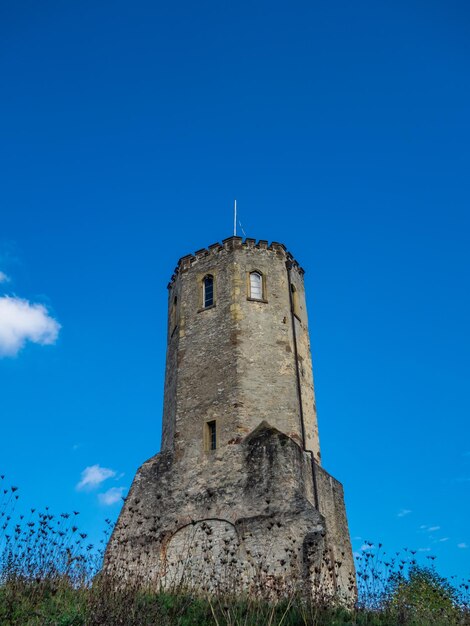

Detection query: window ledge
xmin=198 ymin=304 xmax=216 ymax=313
xmin=247 ymin=297 xmax=268 ymax=304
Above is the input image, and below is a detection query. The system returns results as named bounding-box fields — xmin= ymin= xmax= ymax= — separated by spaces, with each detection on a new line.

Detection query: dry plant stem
xmin=277 ymin=596 xmax=293 ymax=626
xmin=208 ymin=595 xmax=221 ymax=626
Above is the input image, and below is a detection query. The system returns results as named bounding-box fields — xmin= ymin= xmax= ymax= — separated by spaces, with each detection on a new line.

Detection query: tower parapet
xmin=105 ymin=236 xmax=355 ymax=603
xmin=167 ymin=237 xmax=305 ymax=289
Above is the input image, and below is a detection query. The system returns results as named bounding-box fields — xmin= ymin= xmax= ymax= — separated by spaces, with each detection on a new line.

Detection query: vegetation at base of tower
xmin=1 ymin=479 xmax=469 ymax=625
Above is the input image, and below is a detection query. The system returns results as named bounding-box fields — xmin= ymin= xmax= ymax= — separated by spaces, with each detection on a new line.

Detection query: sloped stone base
xmin=104 ymin=423 xmax=355 ymax=603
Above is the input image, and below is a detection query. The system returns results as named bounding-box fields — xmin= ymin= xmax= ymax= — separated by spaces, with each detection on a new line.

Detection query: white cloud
xmin=419 ymin=525 xmax=428 ymax=530
xmin=428 ymin=526 xmax=440 ymax=532
xmin=361 ymin=543 xmax=375 ymax=551
xmin=418 ymin=547 xmax=431 ymax=552
xmin=0 ymin=296 xmax=60 ymax=357
xmin=0 ymin=271 xmax=10 ymax=283
xmin=98 ymin=486 xmax=125 ymax=505
xmin=457 ymin=543 xmax=468 ymax=549
xmin=398 ymin=509 xmax=412 ymax=518
xmin=76 ymin=465 xmax=116 ymax=491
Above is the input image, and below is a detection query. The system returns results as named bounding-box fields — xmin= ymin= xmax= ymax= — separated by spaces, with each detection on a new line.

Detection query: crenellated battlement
xmin=167 ymin=236 xmax=305 ymax=288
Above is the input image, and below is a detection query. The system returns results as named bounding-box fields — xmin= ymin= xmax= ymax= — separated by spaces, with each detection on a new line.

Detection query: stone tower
xmin=105 ymin=236 xmax=355 ymax=601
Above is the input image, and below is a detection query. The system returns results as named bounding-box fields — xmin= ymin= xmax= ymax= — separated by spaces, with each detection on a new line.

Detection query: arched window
xmin=291 ymin=284 xmax=300 ymax=317
xmin=203 ymin=275 xmax=214 ymax=308
xmin=249 ymin=271 xmax=263 ymax=300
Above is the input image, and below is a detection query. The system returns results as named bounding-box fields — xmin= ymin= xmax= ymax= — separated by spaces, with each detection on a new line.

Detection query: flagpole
xmin=233 ymin=200 xmax=237 ymax=236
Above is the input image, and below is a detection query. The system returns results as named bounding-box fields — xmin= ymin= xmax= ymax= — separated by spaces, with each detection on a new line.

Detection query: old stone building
xmin=104 ymin=236 xmax=355 ymax=602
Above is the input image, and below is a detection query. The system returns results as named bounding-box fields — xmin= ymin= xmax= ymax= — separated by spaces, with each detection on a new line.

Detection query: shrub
xmin=386 ymin=565 xmax=463 ymax=625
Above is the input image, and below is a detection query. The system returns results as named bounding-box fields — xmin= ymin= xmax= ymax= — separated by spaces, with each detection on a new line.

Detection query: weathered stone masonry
xmin=104 ymin=236 xmax=355 ymax=601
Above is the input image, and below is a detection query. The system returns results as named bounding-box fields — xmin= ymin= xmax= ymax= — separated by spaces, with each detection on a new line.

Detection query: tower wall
xmin=105 ymin=236 xmax=355 ymax=604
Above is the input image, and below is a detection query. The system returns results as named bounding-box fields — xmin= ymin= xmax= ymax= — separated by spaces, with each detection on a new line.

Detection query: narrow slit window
xmin=170 ymin=296 xmax=178 ymax=333
xmin=207 ymin=420 xmax=217 ymax=450
xmin=249 ymin=271 xmax=263 ymax=300
xmin=203 ymin=275 xmax=214 ymax=308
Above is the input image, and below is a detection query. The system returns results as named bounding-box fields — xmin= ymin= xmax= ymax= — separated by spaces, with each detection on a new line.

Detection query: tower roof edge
xmin=167 ymin=237 xmax=305 ymax=288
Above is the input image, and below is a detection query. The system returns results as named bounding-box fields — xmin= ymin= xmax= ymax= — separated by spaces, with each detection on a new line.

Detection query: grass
xmin=1 ymin=476 xmax=469 ymax=625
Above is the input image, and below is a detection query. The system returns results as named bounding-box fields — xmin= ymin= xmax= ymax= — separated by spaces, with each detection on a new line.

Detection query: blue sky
xmin=0 ymin=0 xmax=469 ymax=580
